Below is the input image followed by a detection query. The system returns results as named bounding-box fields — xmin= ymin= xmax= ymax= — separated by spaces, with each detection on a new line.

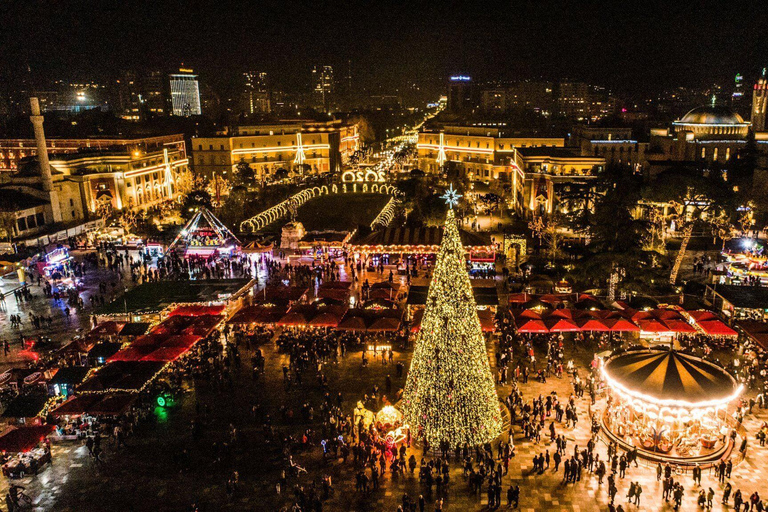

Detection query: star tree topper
xmin=441 ymin=184 xmax=462 ymax=209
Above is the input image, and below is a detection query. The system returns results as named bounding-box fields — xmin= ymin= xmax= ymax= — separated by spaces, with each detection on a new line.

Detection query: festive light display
xmin=401 ymin=207 xmax=503 ymax=447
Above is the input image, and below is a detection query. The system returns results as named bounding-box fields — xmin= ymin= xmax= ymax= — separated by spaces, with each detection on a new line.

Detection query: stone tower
xmin=29 ymin=97 xmax=61 ymax=222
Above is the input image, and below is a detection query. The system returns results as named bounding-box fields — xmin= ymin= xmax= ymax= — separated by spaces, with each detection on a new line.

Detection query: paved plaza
xmin=0 ymin=254 xmax=765 ymax=511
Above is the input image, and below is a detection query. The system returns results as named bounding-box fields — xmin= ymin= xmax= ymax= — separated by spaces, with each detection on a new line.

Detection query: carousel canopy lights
xmin=601 ymin=349 xmax=742 ymax=410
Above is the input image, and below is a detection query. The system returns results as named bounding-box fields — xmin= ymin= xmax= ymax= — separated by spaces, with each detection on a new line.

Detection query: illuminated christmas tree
xmin=402 ymin=188 xmax=502 ymax=447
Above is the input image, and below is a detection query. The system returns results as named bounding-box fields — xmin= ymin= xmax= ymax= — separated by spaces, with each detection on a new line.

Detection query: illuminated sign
xmin=450 ymin=75 xmax=471 ymax=82
xmin=341 ymin=169 xmax=386 ymax=183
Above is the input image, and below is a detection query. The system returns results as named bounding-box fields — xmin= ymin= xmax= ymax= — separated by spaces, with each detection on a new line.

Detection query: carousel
xmin=600 ymin=348 xmax=743 ymax=463
xmin=168 ymin=208 xmax=241 ymax=257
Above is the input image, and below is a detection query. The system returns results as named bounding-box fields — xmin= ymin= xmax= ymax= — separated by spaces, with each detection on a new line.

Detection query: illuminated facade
xmin=417 ymin=125 xmax=604 ymax=215
xmin=47 ymin=140 xmax=188 ymax=212
xmin=644 ymin=103 xmax=768 ymax=176
xmin=169 ymin=69 xmax=202 ymax=116
xmin=192 ymin=121 xmax=359 ymax=180
xmin=0 ymin=135 xmax=184 ymax=173
xmin=0 ymin=99 xmax=188 ymax=239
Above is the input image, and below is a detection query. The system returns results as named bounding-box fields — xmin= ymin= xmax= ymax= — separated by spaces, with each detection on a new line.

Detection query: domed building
xmin=672 ymin=105 xmax=751 ymax=139
xmin=642 ymin=98 xmax=765 ymax=176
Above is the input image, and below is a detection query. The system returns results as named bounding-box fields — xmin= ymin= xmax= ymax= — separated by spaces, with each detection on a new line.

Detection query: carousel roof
xmin=603 ymin=349 xmax=740 ymax=407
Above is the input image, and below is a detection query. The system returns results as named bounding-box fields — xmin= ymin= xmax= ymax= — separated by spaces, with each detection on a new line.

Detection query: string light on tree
xmin=401 ymin=204 xmax=502 ymax=447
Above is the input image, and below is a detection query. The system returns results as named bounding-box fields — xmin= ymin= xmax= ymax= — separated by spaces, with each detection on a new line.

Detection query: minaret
xmin=752 ymin=68 xmax=767 ymax=132
xmin=29 ymin=97 xmax=61 ymax=222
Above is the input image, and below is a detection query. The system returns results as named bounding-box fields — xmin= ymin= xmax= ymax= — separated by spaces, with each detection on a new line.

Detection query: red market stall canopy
xmin=635 ymin=319 xmax=669 ymax=333
xmin=578 ymin=318 xmax=611 ymax=332
xmin=516 ymin=318 xmax=549 ymax=333
xmin=337 ymin=315 xmax=368 ymax=331
xmin=308 ymin=312 xmax=344 ymax=328
xmin=51 ymin=393 xmax=137 ymax=417
xmin=0 ymin=425 xmax=54 ymax=453
xmin=697 ymin=320 xmax=737 ymax=336
xmin=316 ymin=281 xmax=353 ymax=301
xmin=277 ymin=303 xmax=349 ymax=328
xmin=605 ymin=318 xmax=640 ymax=332
xmin=85 ymin=321 xmax=125 ymax=340
xmin=337 ymin=309 xmax=402 ymax=332
xmin=228 ymin=303 xmax=289 ymax=325
xmin=508 ymin=293 xmax=532 ymax=305
xmin=255 ymin=286 xmax=308 ymax=303
xmin=686 ymin=310 xmax=738 ymax=337
xmin=367 ymin=317 xmax=402 ymax=332
xmin=78 ymin=361 xmax=168 ymax=393
xmin=545 ymin=318 xmax=580 ymax=332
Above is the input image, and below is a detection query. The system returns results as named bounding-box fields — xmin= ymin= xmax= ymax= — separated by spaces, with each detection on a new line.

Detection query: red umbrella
xmin=606 ymin=318 xmax=640 ymax=332
xmin=631 ymin=311 xmax=654 ymax=321
xmin=697 ymin=320 xmax=737 ymax=336
xmin=653 ymin=309 xmax=683 ymax=320
xmin=545 ymin=318 xmax=580 ymax=332
xmin=508 ymin=293 xmax=531 ymax=305
xmin=277 ymin=311 xmax=309 ymax=327
xmin=368 ymin=317 xmax=401 ymax=332
xmin=516 ymin=319 xmax=549 ymax=333
xmin=0 ymin=425 xmax=54 ymax=453
xmin=548 ymin=309 xmax=575 ymax=320
xmin=308 ymin=312 xmax=342 ymax=328
xmin=662 ymin=319 xmax=697 ymax=333
xmin=637 ymin=319 xmax=669 ymax=333
xmin=688 ymin=310 xmax=718 ymax=322
xmin=336 ymin=316 xmax=367 ymax=331
xmin=514 ymin=309 xmax=542 ymax=320
xmin=578 ymin=318 xmax=610 ymax=332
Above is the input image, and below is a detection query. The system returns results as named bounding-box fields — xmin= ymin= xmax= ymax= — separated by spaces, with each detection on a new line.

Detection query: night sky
xmin=2 ymin=0 xmax=768 ymax=95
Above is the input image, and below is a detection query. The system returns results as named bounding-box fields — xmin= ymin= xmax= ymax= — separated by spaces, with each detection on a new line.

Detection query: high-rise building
xmin=142 ymin=71 xmax=166 ymax=116
xmin=115 ymin=71 xmax=142 ymax=120
xmin=241 ymin=71 xmax=270 ymax=114
xmin=312 ymin=65 xmax=334 ymax=112
xmin=752 ymin=68 xmax=768 ymax=132
xmin=169 ymin=68 xmax=202 ymax=116
xmin=447 ymin=75 xmax=474 ymax=113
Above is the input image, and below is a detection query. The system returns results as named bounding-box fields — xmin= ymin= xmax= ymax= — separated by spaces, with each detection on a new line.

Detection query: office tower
xmin=169 ymin=68 xmax=202 ymax=116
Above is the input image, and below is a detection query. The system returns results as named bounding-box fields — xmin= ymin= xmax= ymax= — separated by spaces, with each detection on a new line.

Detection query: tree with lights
xmin=402 ymin=186 xmax=503 ymax=447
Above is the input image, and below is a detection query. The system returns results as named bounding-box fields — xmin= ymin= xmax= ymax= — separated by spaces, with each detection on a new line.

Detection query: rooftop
xmin=96 ymin=279 xmax=251 ymax=315
xmin=0 ymin=188 xmax=49 ymax=211
xmin=675 ymin=105 xmax=748 ymax=126
xmin=709 ymin=284 xmax=768 ymax=310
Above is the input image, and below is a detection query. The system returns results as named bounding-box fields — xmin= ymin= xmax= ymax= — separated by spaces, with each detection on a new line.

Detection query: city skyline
xmin=2 ymin=1 xmax=768 ymax=97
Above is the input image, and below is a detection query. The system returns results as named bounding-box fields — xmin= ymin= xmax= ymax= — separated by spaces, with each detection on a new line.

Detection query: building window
xmin=726 ymin=147 xmax=731 ymax=160
xmin=701 ymin=147 xmax=706 ymax=159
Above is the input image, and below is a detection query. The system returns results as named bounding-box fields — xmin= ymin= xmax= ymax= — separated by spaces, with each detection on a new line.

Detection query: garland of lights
xmin=401 ymin=206 xmax=503 ymax=447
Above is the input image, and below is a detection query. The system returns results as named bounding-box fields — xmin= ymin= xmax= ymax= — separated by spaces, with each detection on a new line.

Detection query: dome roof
xmin=602 ymin=349 xmax=740 ymax=407
xmin=677 ymin=106 xmax=747 ymax=125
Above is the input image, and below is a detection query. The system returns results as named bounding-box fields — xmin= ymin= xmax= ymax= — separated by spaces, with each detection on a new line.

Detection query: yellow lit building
xmin=192 ymin=120 xmax=359 ymax=180
xmin=417 ymin=125 xmax=604 ymax=215
xmin=47 ymin=138 xmax=188 ymax=212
